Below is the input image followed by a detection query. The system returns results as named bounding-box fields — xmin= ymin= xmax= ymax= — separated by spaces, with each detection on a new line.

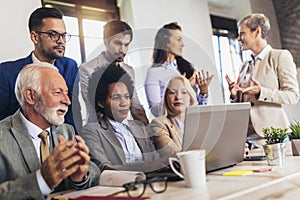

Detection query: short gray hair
xmin=15 ymin=62 xmax=58 ymax=107
xmin=238 ymin=13 xmax=270 ymax=39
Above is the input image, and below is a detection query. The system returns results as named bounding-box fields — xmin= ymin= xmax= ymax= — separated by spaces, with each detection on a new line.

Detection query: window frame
xmin=42 ymin=0 xmax=119 ymax=63
xmin=210 ymin=15 xmax=243 ymax=103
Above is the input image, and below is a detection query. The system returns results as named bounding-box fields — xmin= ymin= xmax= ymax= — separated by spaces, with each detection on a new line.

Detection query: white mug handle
xmin=169 ymin=157 xmax=184 ymax=179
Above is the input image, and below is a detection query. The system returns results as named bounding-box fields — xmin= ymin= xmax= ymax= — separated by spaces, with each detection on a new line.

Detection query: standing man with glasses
xmin=0 ymin=7 xmax=82 ymax=133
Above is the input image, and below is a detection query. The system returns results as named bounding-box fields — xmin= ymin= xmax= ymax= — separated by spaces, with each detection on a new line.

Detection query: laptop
xmin=183 ymin=102 xmax=251 ymax=172
xmin=146 ymin=102 xmax=251 ymax=179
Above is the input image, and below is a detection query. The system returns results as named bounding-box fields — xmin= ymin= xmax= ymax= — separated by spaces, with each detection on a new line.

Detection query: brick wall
xmin=273 ymin=0 xmax=300 ymax=68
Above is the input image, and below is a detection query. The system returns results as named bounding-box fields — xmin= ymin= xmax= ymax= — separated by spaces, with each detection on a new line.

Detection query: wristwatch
xmin=200 ymin=93 xmax=208 ymax=98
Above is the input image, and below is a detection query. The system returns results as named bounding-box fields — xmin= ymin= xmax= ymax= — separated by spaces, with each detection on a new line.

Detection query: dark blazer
xmin=81 ymin=117 xmax=162 ymax=172
xmin=0 ymin=110 xmax=100 ymax=199
xmin=0 ymin=53 xmax=82 ymax=133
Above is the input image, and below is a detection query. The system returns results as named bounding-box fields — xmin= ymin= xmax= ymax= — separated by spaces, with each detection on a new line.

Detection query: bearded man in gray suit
xmin=0 ymin=63 xmax=99 ymax=199
xmin=226 ymin=13 xmax=299 ymax=148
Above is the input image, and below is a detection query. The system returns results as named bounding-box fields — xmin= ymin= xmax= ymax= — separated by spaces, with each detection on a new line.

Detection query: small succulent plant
xmin=262 ymin=127 xmax=289 ymax=145
xmin=290 ymin=120 xmax=300 ymax=139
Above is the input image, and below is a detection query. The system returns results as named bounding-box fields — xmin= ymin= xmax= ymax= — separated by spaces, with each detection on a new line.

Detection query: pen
xmin=253 ymin=167 xmax=272 ymax=172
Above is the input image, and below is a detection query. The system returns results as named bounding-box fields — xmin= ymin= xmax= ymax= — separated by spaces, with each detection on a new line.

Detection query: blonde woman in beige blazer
xmin=226 ymin=13 xmax=299 ymax=147
xmin=150 ymin=76 xmax=198 ymax=157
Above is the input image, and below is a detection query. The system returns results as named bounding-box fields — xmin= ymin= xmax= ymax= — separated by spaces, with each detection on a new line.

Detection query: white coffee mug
xmin=169 ymin=149 xmax=206 ymax=188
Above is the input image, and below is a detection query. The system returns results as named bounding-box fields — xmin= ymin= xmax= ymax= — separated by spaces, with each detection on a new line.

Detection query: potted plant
xmin=289 ymin=120 xmax=300 ymax=156
xmin=262 ymin=127 xmax=289 ymax=166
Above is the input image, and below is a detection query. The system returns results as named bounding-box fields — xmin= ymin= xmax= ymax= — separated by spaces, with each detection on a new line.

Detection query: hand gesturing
xmin=197 ymin=70 xmax=214 ymax=94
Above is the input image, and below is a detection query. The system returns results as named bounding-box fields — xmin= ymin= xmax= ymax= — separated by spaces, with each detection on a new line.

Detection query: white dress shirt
xmin=108 ymin=118 xmax=143 ymax=163
xmin=19 ymin=112 xmax=52 ymax=195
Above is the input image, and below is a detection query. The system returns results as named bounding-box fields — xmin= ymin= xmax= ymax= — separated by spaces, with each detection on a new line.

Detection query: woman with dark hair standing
xmin=145 ymin=22 xmax=212 ymax=117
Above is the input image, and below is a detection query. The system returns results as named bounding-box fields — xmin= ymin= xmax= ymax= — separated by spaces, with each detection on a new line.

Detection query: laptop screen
xmin=183 ymin=103 xmax=251 ymax=172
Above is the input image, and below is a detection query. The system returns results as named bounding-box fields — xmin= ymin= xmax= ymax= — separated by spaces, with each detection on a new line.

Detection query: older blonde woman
xmin=150 ymin=75 xmax=197 ymax=157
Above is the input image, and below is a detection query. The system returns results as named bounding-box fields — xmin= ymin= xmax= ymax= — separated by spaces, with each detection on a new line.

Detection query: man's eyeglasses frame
xmin=35 ymin=30 xmax=71 ymax=42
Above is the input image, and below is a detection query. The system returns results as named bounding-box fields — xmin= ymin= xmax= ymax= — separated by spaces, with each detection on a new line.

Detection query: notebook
xmin=182 ymin=102 xmax=251 ymax=172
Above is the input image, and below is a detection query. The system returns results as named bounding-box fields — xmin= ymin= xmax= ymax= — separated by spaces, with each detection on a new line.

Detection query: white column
xmin=0 ymin=0 xmax=41 ymax=61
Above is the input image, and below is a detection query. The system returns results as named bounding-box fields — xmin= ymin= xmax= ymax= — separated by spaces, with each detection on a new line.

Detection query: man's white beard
xmin=34 ymin=99 xmax=68 ymax=126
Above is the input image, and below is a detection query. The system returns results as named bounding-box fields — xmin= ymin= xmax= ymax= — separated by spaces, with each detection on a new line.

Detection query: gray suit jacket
xmin=237 ymin=48 xmax=299 ymax=138
xmin=81 ymin=117 xmax=162 ymax=172
xmin=0 ymin=110 xmax=100 ymax=199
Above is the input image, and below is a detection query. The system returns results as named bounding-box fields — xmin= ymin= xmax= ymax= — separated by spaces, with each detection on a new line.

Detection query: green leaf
xmin=290 ymin=120 xmax=300 ymax=139
xmin=262 ymin=127 xmax=289 ymax=144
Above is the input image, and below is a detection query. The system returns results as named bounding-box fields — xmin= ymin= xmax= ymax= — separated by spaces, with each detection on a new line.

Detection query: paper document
xmin=99 ymin=170 xmax=146 ymax=186
xmin=50 ymin=170 xmax=146 ymax=199
xmin=54 ymin=186 xmax=124 ymax=199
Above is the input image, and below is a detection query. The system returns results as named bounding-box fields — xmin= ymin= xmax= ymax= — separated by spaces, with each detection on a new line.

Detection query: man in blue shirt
xmin=0 ymin=7 xmax=82 ymax=133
